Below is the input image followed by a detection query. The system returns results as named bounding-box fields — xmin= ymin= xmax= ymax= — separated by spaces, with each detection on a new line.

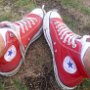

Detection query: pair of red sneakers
xmin=0 ymin=7 xmax=90 ymax=89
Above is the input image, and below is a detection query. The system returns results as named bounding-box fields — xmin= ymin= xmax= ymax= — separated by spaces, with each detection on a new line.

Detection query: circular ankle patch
xmin=4 ymin=45 xmax=17 ymax=62
xmin=63 ymin=56 xmax=77 ymax=74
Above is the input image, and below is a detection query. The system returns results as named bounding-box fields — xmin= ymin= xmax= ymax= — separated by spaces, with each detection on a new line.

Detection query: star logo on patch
xmin=63 ymin=56 xmax=77 ymax=74
xmin=4 ymin=45 xmax=17 ymax=62
xmin=68 ymin=61 xmax=73 ymax=68
xmin=8 ymin=50 xmax=13 ymax=56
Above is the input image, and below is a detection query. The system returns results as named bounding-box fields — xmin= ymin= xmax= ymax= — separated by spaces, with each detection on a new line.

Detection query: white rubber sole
xmin=43 ymin=11 xmax=76 ymax=90
xmin=0 ymin=24 xmax=43 ymax=77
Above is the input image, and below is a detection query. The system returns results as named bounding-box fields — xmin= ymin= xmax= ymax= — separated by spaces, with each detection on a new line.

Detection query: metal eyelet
xmin=72 ymin=43 xmax=77 ymax=48
xmin=68 ymin=41 xmax=71 ymax=45
xmin=10 ymin=33 xmax=14 ymax=37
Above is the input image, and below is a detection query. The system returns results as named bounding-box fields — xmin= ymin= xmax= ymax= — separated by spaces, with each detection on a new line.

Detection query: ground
xmin=0 ymin=0 xmax=90 ymax=90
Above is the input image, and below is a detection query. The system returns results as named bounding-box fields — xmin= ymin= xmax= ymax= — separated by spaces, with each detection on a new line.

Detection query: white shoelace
xmin=15 ymin=17 xmax=37 ymax=33
xmin=55 ymin=22 xmax=80 ymax=48
xmin=15 ymin=18 xmax=37 ymax=64
xmin=0 ymin=18 xmax=36 ymax=64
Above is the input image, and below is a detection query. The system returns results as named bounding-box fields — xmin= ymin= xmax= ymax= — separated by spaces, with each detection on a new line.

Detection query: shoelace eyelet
xmin=55 ymin=21 xmax=78 ymax=49
xmin=10 ymin=33 xmax=14 ymax=37
xmin=68 ymin=41 xmax=71 ymax=45
xmin=16 ymin=18 xmax=36 ymax=34
xmin=72 ymin=44 xmax=77 ymax=48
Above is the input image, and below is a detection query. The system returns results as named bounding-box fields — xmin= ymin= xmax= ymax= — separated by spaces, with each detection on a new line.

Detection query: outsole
xmin=43 ymin=11 xmax=76 ymax=90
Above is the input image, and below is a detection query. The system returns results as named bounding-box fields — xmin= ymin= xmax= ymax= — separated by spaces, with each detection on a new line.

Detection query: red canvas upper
xmin=49 ymin=18 xmax=89 ymax=87
xmin=0 ymin=8 xmax=44 ymax=73
xmin=14 ymin=14 xmax=42 ymax=48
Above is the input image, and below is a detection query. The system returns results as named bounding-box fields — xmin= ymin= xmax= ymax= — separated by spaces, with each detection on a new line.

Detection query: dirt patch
xmin=24 ymin=64 xmax=59 ymax=90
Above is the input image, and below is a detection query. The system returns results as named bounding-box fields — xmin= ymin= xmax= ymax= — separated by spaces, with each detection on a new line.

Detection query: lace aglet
xmin=42 ymin=5 xmax=46 ymax=14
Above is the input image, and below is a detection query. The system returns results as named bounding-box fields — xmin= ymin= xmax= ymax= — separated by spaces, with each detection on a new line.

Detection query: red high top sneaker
xmin=0 ymin=8 xmax=45 ymax=76
xmin=43 ymin=10 xmax=90 ymax=89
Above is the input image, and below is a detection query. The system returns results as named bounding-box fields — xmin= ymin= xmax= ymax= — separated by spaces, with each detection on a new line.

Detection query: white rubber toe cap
xmin=31 ymin=8 xmax=44 ymax=18
xmin=50 ymin=11 xmax=61 ymax=19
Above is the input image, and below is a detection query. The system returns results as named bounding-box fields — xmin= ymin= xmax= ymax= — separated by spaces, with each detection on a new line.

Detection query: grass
xmin=15 ymin=0 xmax=36 ymax=11
xmin=80 ymin=7 xmax=90 ymax=15
xmin=62 ymin=15 xmax=78 ymax=33
xmin=13 ymin=79 xmax=28 ymax=90
xmin=83 ymin=79 xmax=90 ymax=89
xmin=74 ymin=79 xmax=90 ymax=90
xmin=59 ymin=0 xmax=79 ymax=32
xmin=0 ymin=82 xmax=5 ymax=90
xmin=60 ymin=0 xmax=90 ymax=15
xmin=0 ymin=0 xmax=36 ymax=21
xmin=61 ymin=0 xmax=80 ymax=9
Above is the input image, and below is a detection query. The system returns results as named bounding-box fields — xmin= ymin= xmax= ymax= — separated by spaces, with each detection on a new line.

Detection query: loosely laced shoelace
xmin=15 ymin=17 xmax=37 ymax=33
xmin=0 ymin=5 xmax=45 ymax=65
xmin=55 ymin=21 xmax=80 ymax=48
xmin=0 ymin=17 xmax=36 ymax=64
xmin=0 ymin=21 xmax=26 ymax=63
xmin=15 ymin=18 xmax=37 ymax=64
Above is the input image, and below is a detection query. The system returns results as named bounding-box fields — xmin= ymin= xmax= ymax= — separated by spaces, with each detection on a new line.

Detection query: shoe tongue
xmin=81 ymin=35 xmax=90 ymax=64
xmin=0 ymin=34 xmax=5 ymax=57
